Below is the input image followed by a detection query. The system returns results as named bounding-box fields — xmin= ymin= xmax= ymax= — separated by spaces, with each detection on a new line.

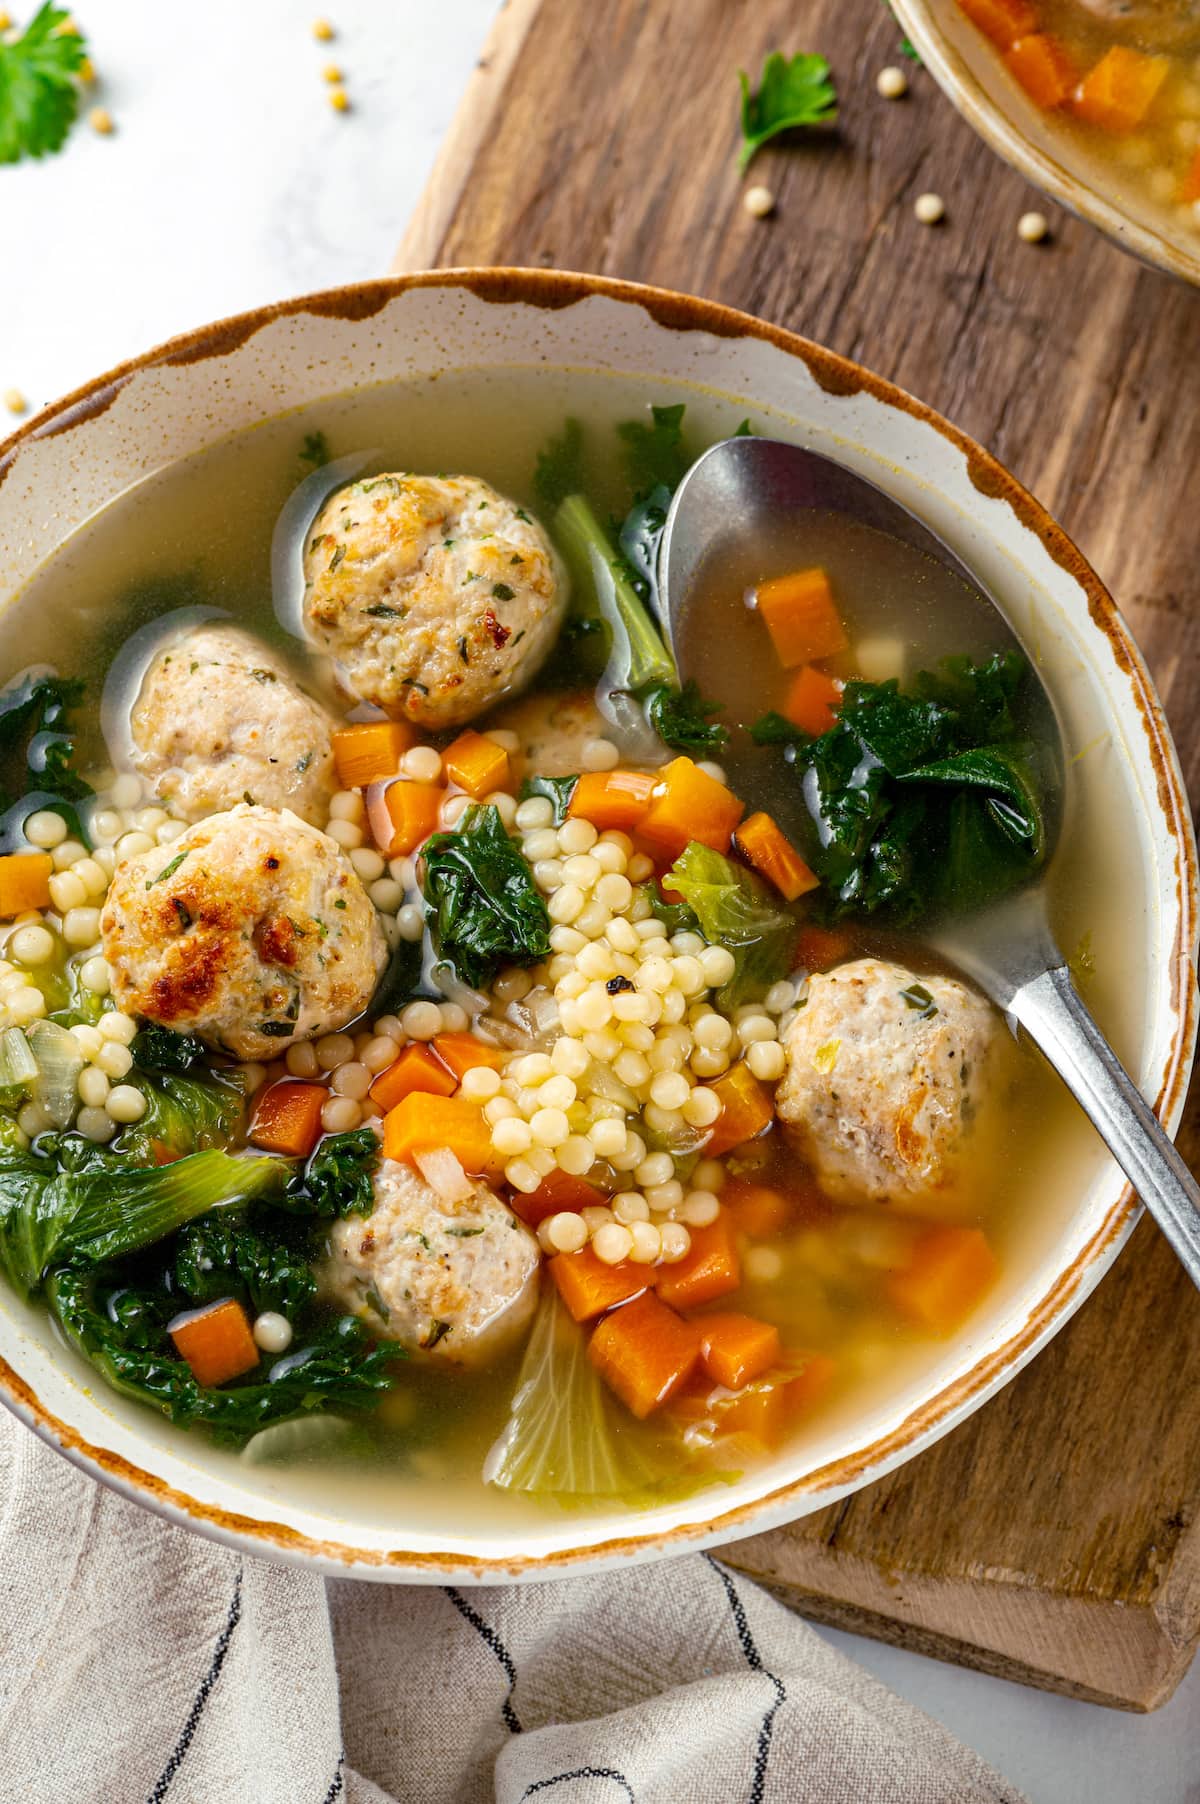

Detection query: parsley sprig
xmin=0 ymin=5 xmax=89 ymax=166
xmin=737 ymin=51 xmax=838 ymax=173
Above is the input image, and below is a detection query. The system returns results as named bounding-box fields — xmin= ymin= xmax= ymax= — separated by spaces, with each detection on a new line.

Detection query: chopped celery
xmin=27 ymin=1020 xmax=84 ymax=1127
xmin=0 ymin=1027 xmax=38 ymax=1100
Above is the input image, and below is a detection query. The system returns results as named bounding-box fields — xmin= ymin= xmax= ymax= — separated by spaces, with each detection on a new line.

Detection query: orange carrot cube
xmin=368 ymin=1042 xmax=457 ymax=1112
xmin=734 ymin=811 xmax=819 ymax=902
xmin=755 ymin=568 xmax=848 ymax=668
xmin=1005 ymin=33 xmax=1079 ymax=109
xmin=655 ymin=1214 xmax=741 ymax=1311
xmin=637 ymin=757 xmax=745 ymax=860
xmin=568 ymin=769 xmax=658 ymax=833
xmin=783 ymin=664 xmax=844 ymax=737
xmin=1072 ymin=46 xmax=1169 ymax=134
xmin=169 ymin=1298 xmax=260 ymax=1388
xmin=794 ymin=923 xmax=854 ymax=972
xmin=698 ymin=1312 xmax=782 ymax=1390
xmin=888 ymin=1226 xmax=999 ymax=1333
xmin=509 ymin=1168 xmax=610 ymax=1228
xmin=432 ymin=1032 xmax=507 ymax=1082
xmin=247 ymin=1080 xmax=328 ymax=1158
xmin=0 ymin=852 xmax=53 ymax=918
xmin=366 ymin=780 xmax=445 ymax=856
xmin=717 ymin=1353 xmax=835 ymax=1447
xmin=703 ymin=1062 xmax=775 ymax=1158
xmin=550 ymin=1244 xmax=649 ymax=1321
xmin=381 ymin=1093 xmax=503 ymax=1180
xmin=956 ymin=0 xmax=1037 ymax=48
xmin=331 ymin=721 xmax=416 ymax=790
xmin=443 ymin=730 xmax=512 ymax=799
xmin=721 ymin=1177 xmax=795 ymax=1239
xmin=588 ymin=1291 xmax=701 ymax=1417
xmin=1181 ymin=146 xmax=1200 ymax=203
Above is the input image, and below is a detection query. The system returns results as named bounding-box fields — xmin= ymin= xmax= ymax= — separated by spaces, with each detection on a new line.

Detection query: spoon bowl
xmin=659 ymin=435 xmax=1200 ymax=1291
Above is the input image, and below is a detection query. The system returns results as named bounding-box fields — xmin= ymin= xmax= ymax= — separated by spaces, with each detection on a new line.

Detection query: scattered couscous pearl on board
xmin=329 ymin=85 xmax=350 ymax=112
xmin=312 ymin=17 xmax=335 ymax=39
xmin=1017 ymin=211 xmax=1050 ymax=244
xmin=87 ymin=107 xmax=114 ymax=136
xmin=914 ymin=192 xmax=945 ymax=226
xmin=876 ymin=66 xmax=909 ymax=100
xmin=743 ymin=185 xmax=775 ymax=219
xmin=3 ymin=389 xmax=27 ymax=416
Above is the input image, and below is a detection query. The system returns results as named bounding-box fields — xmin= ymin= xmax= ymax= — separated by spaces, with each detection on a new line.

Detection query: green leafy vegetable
xmin=0 ymin=4 xmax=88 ymax=167
xmin=665 ymin=842 xmax=797 ymax=1007
xmin=0 ymin=670 xmax=92 ymax=850
xmin=299 ymin=430 xmax=330 ymax=471
xmin=48 ymin=1270 xmax=398 ymax=1444
xmin=538 ymin=615 xmax=611 ymax=690
xmin=174 ymin=1212 xmax=316 ymax=1320
xmin=422 ymin=803 xmax=551 ymax=990
xmin=551 ymin=494 xmax=677 ymax=693
xmin=116 ymin=1069 xmax=245 ymax=1163
xmin=738 ymin=51 xmax=838 ymax=172
xmin=749 ymin=710 xmax=801 ymax=747
xmin=368 ymin=932 xmax=429 ymax=1023
xmin=285 ymin=1127 xmax=379 ymax=1218
xmin=517 ymin=773 xmax=578 ymax=825
xmin=533 ymin=417 xmax=587 ymax=514
xmin=485 ymin=1285 xmax=719 ymax=1505
xmin=617 ymin=482 xmax=671 ymax=611
xmin=641 ymin=881 xmax=701 ymax=939
xmin=644 ymin=680 xmax=729 ymax=755
xmin=616 ymin=403 xmax=691 ymax=503
xmin=790 ymin=652 xmax=1047 ymax=921
xmin=131 ymin=1024 xmax=208 ymax=1074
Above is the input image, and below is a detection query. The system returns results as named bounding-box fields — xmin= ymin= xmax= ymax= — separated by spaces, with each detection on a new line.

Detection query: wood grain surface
xmin=394 ymin=0 xmax=1200 ymax=1710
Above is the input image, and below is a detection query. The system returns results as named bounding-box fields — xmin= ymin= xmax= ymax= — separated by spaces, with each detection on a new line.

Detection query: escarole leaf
xmin=116 ymin=1068 xmax=245 ymax=1163
xmin=484 ymin=1285 xmax=721 ymax=1506
xmin=422 ymin=802 xmax=551 ymax=990
xmin=665 ymin=842 xmax=797 ymax=1008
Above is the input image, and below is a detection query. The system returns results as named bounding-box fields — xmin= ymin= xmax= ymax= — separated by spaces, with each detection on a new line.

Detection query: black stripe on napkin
xmin=443 ymin=1587 xmax=523 ymax=1732
xmin=145 ymin=1564 xmax=244 ymax=1803
xmin=705 ymin=1555 xmax=787 ymax=1804
xmin=521 ymin=1767 xmax=636 ymax=1800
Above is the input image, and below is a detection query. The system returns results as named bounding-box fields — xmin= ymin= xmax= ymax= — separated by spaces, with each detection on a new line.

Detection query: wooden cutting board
xmin=394 ymin=0 xmax=1200 ymax=1710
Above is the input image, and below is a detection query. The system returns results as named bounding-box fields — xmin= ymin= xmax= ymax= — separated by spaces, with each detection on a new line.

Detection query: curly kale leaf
xmin=421 ymin=802 xmax=551 ymax=989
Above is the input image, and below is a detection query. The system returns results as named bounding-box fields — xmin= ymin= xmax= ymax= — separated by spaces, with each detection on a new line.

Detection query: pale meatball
xmin=302 ymin=474 xmax=567 ymax=731
xmin=1073 ymin=0 xmax=1200 ymax=49
xmin=322 ymin=1157 xmax=540 ymax=1365
xmin=776 ymin=957 xmax=1003 ymax=1209
xmin=129 ymin=624 xmax=336 ymax=824
xmin=99 ymin=804 xmax=385 ymax=1060
xmin=491 ymin=689 xmax=612 ymax=780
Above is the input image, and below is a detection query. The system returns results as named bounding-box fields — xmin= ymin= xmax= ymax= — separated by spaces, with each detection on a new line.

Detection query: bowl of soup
xmin=0 ymin=270 xmax=1192 ymax=1580
xmin=893 ymin=0 xmax=1200 ymax=283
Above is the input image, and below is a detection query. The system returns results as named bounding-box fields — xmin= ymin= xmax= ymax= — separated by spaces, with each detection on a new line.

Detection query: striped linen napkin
xmin=0 ymin=1412 xmax=1024 ymax=1803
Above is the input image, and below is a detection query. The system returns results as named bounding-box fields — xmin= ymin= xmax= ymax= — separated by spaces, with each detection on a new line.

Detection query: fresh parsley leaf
xmin=422 ymin=802 xmax=552 ymax=990
xmin=616 ymin=404 xmax=690 ymax=503
xmin=299 ymin=430 xmax=330 ymax=471
xmin=0 ymin=4 xmax=88 ymax=166
xmin=534 ymin=417 xmax=587 ymax=513
xmin=737 ymin=51 xmax=838 ymax=173
xmin=517 ymin=773 xmax=578 ymax=825
xmin=644 ymin=680 xmax=729 ymax=755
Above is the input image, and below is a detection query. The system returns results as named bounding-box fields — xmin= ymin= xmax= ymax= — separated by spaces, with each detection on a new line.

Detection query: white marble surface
xmin=2 ymin=2 xmax=1198 ymax=1798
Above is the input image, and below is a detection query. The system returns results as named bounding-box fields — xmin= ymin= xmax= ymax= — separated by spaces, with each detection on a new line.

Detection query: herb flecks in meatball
xmin=321 ymin=1157 xmax=539 ymax=1364
xmin=99 ymin=804 xmax=386 ymax=1061
xmin=301 ymin=474 xmax=567 ymax=731
xmin=130 ymin=623 xmax=337 ymax=824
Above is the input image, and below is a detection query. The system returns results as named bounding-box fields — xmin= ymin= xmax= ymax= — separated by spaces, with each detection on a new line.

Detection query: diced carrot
xmin=794 ymin=923 xmax=854 ymax=972
xmin=550 ymin=1244 xmax=648 ymax=1321
xmin=717 ymin=1353 xmax=836 ymax=1447
xmin=169 ymin=1298 xmax=260 ymax=1388
xmin=734 ymin=811 xmax=819 ymax=902
xmin=509 ymin=1167 xmax=610 ymax=1227
xmin=637 ymin=758 xmax=745 ymax=860
xmin=330 ymin=721 xmax=416 ymax=790
xmin=368 ymin=1042 xmax=457 ymax=1112
xmin=956 ymin=0 xmax=1037 ymax=49
xmin=783 ymin=664 xmax=844 ymax=737
xmin=888 ymin=1226 xmax=999 ymax=1333
xmin=1072 ymin=46 xmax=1169 ymax=134
xmin=432 ymin=1033 xmax=506 ymax=1082
xmin=698 ymin=1313 xmax=781 ymax=1390
xmin=381 ymin=1092 xmax=504 ymax=1180
xmin=0 ymin=851 xmax=53 ymax=918
xmin=442 ymin=729 xmax=512 ymax=799
xmin=588 ymin=1291 xmax=701 ymax=1417
xmin=721 ymin=1177 xmax=795 ymax=1239
xmin=1005 ymin=33 xmax=1079 ymax=109
xmin=755 ymin=568 xmax=848 ymax=669
xmin=655 ymin=1213 xmax=741 ymax=1310
xmin=568 ymin=769 xmax=658 ymax=833
xmin=247 ymin=1080 xmax=327 ymax=1158
xmin=1181 ymin=146 xmax=1200 ymax=204
xmin=366 ymin=780 xmax=445 ymax=856
xmin=704 ymin=1062 xmax=775 ymax=1158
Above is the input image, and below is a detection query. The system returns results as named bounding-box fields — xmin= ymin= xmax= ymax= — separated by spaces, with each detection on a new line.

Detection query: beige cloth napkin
xmin=0 ymin=1410 xmax=1024 ymax=1804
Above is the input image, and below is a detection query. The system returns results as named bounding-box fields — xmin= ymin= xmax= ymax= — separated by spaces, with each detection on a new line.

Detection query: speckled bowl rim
xmin=0 ymin=267 xmax=1194 ymax=1582
xmin=891 ymin=0 xmax=1200 ymax=285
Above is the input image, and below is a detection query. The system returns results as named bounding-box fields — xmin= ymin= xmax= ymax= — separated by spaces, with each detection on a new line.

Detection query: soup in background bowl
xmin=0 ymin=271 xmax=1192 ymax=1581
xmin=893 ymin=0 xmax=1200 ymax=284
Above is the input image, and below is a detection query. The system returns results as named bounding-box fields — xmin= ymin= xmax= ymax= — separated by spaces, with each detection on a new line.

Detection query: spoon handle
xmin=1009 ymin=964 xmax=1200 ymax=1289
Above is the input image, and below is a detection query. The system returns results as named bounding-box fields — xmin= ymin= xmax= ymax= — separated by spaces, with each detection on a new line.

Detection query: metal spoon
xmin=657 ymin=435 xmax=1200 ymax=1290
